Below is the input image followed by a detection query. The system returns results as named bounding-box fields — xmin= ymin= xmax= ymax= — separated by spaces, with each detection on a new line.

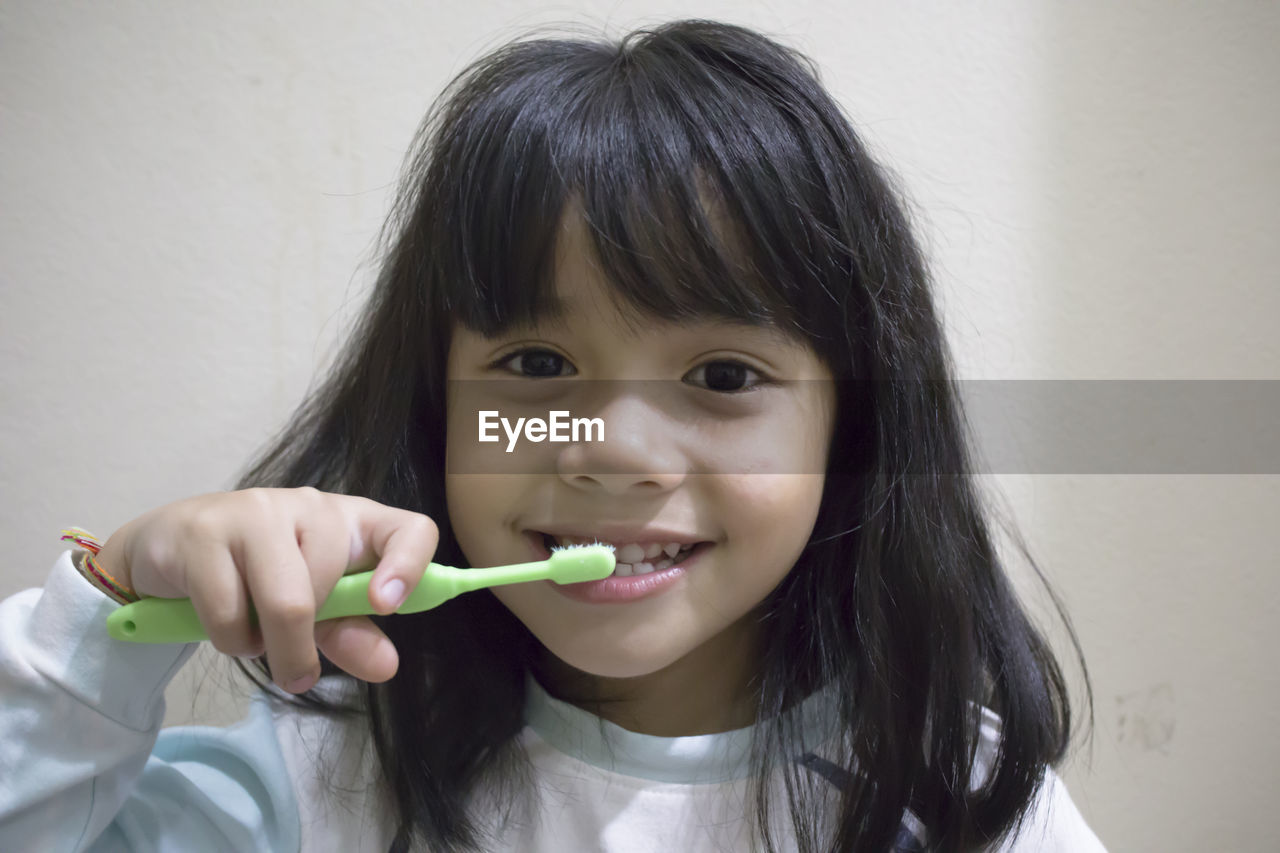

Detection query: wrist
xmin=95 ymin=534 xmax=132 ymax=590
xmin=61 ymin=527 xmax=139 ymax=604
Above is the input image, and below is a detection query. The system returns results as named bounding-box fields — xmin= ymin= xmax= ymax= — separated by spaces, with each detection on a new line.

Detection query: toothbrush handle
xmin=106 ymin=568 xmax=397 ymax=644
xmin=104 ymin=559 xmax=561 ymax=644
xmin=105 ymin=596 xmax=211 ymax=644
xmin=445 ymin=559 xmax=564 ymax=591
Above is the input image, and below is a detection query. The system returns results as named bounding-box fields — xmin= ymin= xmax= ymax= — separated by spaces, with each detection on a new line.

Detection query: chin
xmin=543 ymin=641 xmax=674 ymax=681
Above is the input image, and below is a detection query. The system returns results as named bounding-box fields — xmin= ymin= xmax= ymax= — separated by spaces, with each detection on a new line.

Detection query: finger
xmin=343 ymin=499 xmax=439 ymax=616
xmin=185 ymin=545 xmax=263 ymax=658
xmin=240 ymin=528 xmax=321 ymax=693
xmin=314 ymin=616 xmax=399 ymax=683
xmin=293 ymin=495 xmax=360 ymax=607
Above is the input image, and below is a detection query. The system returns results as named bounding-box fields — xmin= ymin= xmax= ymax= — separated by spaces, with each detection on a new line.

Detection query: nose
xmin=555 ymin=391 xmax=688 ymax=496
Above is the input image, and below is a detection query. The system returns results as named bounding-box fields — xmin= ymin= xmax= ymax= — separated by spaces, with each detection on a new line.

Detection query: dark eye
xmin=494 ymin=348 xmax=574 ymax=378
xmin=685 ymin=360 xmax=764 ymax=393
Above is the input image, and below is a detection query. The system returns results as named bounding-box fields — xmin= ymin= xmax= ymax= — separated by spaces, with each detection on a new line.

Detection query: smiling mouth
xmin=535 ymin=532 xmax=707 ymax=577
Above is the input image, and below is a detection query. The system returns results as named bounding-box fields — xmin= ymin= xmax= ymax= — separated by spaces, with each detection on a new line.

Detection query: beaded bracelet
xmin=60 ymin=527 xmax=141 ymax=605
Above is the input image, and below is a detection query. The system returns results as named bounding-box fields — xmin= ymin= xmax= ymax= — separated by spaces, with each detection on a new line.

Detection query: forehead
xmin=517 ymin=207 xmax=797 ymax=345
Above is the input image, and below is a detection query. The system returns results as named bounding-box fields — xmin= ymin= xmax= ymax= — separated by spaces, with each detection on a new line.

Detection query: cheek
xmin=444 ymin=403 xmax=473 ymax=473
xmin=720 ymin=474 xmax=826 ymax=575
xmin=726 ymin=474 xmax=825 ymax=527
xmin=444 ymin=400 xmax=513 ymax=557
xmin=444 ymin=475 xmax=511 ymax=565
xmin=703 ymin=406 xmax=833 ymax=478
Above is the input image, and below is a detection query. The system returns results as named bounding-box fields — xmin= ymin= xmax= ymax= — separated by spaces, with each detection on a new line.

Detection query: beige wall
xmin=3 ymin=2 xmax=1277 ymax=849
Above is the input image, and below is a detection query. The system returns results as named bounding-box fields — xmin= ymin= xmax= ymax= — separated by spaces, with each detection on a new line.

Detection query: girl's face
xmin=444 ymin=213 xmax=835 ymax=732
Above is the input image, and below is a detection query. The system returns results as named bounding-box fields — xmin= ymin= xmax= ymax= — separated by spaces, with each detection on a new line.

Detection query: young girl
xmin=0 ymin=19 xmax=1105 ymax=852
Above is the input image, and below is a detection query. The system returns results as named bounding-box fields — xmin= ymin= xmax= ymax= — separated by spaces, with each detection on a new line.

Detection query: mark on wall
xmin=1116 ymin=682 xmax=1175 ymax=754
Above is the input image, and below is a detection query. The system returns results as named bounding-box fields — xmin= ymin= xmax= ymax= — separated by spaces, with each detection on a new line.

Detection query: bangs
xmin=418 ymin=26 xmax=849 ymax=349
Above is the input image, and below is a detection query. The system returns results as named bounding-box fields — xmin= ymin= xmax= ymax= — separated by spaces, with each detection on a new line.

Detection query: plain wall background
xmin=3 ymin=2 xmax=1277 ymax=850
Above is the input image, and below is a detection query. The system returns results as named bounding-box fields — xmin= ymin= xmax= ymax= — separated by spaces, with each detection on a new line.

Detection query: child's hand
xmin=94 ymin=488 xmax=439 ymax=693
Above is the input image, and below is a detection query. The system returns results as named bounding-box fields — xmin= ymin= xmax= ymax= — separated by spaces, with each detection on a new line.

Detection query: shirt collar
xmin=523 ymin=672 xmax=840 ymax=784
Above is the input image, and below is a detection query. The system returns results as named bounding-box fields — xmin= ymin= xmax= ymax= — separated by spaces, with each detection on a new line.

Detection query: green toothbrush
xmin=105 ymin=543 xmax=616 ymax=643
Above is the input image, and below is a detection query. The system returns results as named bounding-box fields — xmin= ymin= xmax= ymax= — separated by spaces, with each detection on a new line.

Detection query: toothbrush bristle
xmin=548 ymin=540 xmax=616 ymax=553
xmin=544 ymin=541 xmax=617 ymax=583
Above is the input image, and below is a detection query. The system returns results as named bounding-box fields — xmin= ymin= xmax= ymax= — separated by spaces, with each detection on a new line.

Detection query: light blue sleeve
xmin=0 ymin=551 xmax=301 ymax=852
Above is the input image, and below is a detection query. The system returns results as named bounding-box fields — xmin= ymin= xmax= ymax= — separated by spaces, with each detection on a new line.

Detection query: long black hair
xmin=233 ymin=19 xmax=1091 ymax=851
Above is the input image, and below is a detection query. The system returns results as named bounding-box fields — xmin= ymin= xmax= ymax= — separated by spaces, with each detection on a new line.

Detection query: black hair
xmin=233 ymin=19 xmax=1091 ymax=852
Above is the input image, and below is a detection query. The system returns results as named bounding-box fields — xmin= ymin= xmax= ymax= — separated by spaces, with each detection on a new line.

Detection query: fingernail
xmin=382 ymin=578 xmax=407 ymax=608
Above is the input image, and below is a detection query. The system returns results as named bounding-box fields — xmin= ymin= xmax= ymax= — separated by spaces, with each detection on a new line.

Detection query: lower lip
xmin=530 ymin=536 xmax=710 ymax=604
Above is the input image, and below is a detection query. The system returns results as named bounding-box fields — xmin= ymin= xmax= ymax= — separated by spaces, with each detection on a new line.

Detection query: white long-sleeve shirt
xmin=0 ymin=551 xmax=1108 ymax=851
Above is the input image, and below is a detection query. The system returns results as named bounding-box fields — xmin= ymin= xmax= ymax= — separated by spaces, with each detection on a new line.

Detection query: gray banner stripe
xmin=444 ymin=380 xmax=1280 ymax=474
